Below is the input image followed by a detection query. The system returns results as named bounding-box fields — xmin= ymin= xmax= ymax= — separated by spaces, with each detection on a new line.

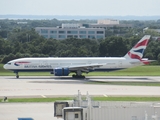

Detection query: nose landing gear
xmin=15 ymin=72 xmax=19 ymax=78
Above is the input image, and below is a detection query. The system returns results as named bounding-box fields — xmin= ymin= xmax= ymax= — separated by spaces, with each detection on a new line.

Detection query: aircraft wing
xmin=67 ymin=63 xmax=106 ymax=71
xmin=51 ymin=63 xmax=106 ymax=75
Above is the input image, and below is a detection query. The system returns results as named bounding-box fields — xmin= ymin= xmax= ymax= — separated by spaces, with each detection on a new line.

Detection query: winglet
xmin=124 ymin=35 xmax=151 ymax=60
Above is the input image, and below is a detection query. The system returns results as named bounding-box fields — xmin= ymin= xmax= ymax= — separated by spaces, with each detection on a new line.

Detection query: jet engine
xmin=54 ymin=68 xmax=70 ymax=76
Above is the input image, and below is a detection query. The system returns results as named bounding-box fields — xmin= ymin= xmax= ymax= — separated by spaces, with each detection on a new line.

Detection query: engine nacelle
xmin=54 ymin=68 xmax=69 ymax=76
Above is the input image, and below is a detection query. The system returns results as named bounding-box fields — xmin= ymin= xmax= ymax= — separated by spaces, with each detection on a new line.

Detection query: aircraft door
xmin=118 ymin=61 xmax=122 ymax=68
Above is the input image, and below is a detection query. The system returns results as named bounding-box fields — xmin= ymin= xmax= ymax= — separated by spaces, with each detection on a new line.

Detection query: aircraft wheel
xmin=72 ymin=74 xmax=85 ymax=79
xmin=82 ymin=75 xmax=85 ymax=79
xmin=16 ymin=75 xmax=19 ymax=78
xmin=72 ymin=74 xmax=76 ymax=78
xmin=16 ymin=73 xmax=19 ymax=78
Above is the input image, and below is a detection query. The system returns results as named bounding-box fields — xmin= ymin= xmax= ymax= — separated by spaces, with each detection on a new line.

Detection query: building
xmin=17 ymin=22 xmax=28 ymax=24
xmin=54 ymin=91 xmax=160 ymax=120
xmin=89 ymin=19 xmax=131 ymax=30
xmin=98 ymin=19 xmax=119 ymax=24
xmin=89 ymin=23 xmax=132 ymax=30
xmin=35 ymin=24 xmax=105 ymax=40
xmin=83 ymin=19 xmax=132 ymax=31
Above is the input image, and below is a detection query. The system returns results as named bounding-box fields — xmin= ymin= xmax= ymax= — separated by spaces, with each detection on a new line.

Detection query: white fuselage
xmin=3 ymin=57 xmax=142 ymax=72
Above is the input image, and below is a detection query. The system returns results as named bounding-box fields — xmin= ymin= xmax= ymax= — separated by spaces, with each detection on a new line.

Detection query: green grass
xmin=1 ymin=97 xmax=160 ymax=102
xmin=92 ymin=97 xmax=160 ymax=101
xmin=1 ymin=64 xmax=160 ymax=76
xmin=1 ymin=97 xmax=73 ymax=102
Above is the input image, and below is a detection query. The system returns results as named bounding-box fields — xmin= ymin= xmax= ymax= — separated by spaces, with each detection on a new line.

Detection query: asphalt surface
xmin=0 ymin=103 xmax=61 ymax=120
xmin=1 ymin=76 xmax=160 ymax=98
xmin=1 ymin=76 xmax=160 ymax=120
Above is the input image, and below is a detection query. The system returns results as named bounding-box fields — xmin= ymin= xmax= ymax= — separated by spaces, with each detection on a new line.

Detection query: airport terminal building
xmin=35 ymin=24 xmax=105 ymax=40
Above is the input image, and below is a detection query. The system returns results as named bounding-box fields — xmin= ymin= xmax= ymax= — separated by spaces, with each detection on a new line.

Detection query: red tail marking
xmin=128 ymin=52 xmax=141 ymax=60
xmin=134 ymin=39 xmax=149 ymax=48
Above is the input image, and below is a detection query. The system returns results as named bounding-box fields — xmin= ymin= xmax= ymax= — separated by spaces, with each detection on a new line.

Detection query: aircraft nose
xmin=3 ymin=64 xmax=7 ymax=69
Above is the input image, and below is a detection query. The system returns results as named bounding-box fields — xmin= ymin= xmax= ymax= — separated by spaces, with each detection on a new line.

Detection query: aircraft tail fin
xmin=124 ymin=35 xmax=151 ymax=60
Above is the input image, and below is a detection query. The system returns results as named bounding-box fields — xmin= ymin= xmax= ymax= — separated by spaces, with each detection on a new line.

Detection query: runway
xmin=1 ymin=76 xmax=160 ymax=120
xmin=0 ymin=76 xmax=160 ymax=98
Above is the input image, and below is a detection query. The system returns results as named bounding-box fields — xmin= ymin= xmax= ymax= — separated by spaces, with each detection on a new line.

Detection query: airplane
xmin=3 ymin=35 xmax=151 ymax=79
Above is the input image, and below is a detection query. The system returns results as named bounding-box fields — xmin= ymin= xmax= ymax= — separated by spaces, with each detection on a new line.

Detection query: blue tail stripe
xmin=133 ymin=48 xmax=144 ymax=54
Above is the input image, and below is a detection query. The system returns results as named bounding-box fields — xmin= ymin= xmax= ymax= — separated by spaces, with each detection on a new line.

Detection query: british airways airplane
xmin=3 ymin=35 xmax=151 ymax=78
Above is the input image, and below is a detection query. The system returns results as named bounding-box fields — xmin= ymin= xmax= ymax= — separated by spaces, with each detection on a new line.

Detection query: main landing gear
xmin=72 ymin=70 xmax=85 ymax=79
xmin=15 ymin=72 xmax=19 ymax=78
xmin=72 ymin=74 xmax=85 ymax=79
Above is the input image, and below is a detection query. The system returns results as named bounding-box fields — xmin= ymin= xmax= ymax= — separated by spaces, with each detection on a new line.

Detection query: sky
xmin=1 ymin=0 xmax=160 ymax=16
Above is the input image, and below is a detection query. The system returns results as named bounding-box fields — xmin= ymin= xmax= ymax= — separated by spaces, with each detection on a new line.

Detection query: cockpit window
xmin=7 ymin=62 xmax=11 ymax=65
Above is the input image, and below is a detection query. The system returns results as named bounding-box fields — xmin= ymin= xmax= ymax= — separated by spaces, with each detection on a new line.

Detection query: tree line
xmin=0 ymin=29 xmax=160 ymax=64
xmin=0 ymin=19 xmax=160 ymax=64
